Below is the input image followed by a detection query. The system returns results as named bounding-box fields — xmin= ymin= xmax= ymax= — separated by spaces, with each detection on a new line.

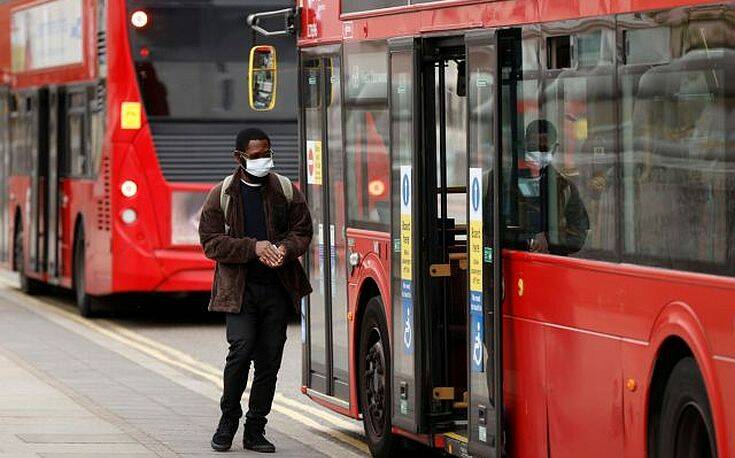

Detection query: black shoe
xmin=211 ymin=415 xmax=239 ymax=452
xmin=243 ymin=427 xmax=276 ymax=453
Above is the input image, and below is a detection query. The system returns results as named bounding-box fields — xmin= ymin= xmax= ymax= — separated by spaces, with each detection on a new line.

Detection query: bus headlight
xmin=121 ymin=208 xmax=138 ymax=225
xmin=171 ymin=191 xmax=207 ymax=245
xmin=121 ymin=180 xmax=138 ymax=197
xmin=131 ymin=10 xmax=149 ymax=28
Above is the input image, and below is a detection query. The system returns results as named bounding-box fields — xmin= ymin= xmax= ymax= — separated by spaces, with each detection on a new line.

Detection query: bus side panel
xmin=503 ymin=315 xmax=548 ymax=458
xmin=713 ymin=359 xmax=735 ymax=457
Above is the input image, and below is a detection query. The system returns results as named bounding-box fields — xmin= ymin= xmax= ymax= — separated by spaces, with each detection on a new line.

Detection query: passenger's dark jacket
xmin=198 ymin=167 xmax=313 ymax=313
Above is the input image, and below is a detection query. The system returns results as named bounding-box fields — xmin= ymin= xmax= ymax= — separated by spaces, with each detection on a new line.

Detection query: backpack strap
xmin=219 ymin=174 xmax=234 ymax=234
xmin=275 ymin=173 xmax=293 ymax=203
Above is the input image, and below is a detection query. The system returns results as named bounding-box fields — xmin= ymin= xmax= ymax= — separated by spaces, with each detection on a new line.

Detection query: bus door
xmin=465 ymin=30 xmax=505 ymax=457
xmin=388 ymin=37 xmax=426 ymax=434
xmin=28 ymin=88 xmax=50 ymax=276
xmin=301 ymin=47 xmax=351 ymax=405
xmin=390 ymin=35 xmax=475 ymax=437
xmin=0 ymin=87 xmax=9 ymax=264
xmin=46 ymin=87 xmax=63 ymax=280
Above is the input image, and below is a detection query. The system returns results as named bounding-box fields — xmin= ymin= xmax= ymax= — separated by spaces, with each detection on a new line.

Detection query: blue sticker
xmin=401 ymin=280 xmax=413 ymax=355
xmin=471 ymin=176 xmax=481 ymax=213
xmin=402 ymin=174 xmax=410 ymax=207
xmin=471 ymin=310 xmax=484 ymax=372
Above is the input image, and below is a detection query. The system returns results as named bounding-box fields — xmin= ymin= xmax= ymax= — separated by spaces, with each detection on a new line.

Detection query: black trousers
xmin=220 ymin=280 xmax=290 ymax=431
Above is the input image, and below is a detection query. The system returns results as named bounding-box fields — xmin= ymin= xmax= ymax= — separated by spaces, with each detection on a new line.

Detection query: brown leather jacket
xmin=198 ymin=168 xmax=313 ymax=313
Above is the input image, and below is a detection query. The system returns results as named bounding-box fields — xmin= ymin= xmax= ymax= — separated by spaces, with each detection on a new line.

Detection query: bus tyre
xmin=359 ymin=296 xmax=400 ymax=458
xmin=73 ymin=229 xmax=97 ymax=318
xmin=656 ymin=357 xmax=716 ymax=458
xmin=14 ymin=224 xmax=44 ymax=295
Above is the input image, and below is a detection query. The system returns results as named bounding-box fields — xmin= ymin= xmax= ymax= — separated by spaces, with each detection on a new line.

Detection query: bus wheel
xmin=359 ymin=296 xmax=399 ymax=457
xmin=656 ymin=357 xmax=717 ymax=458
xmin=73 ymin=228 xmax=97 ymax=317
xmin=14 ymin=223 xmax=43 ymax=295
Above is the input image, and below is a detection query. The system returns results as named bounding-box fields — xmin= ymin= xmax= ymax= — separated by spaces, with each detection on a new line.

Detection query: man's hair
xmin=525 ymin=119 xmax=558 ymax=145
xmin=235 ymin=128 xmax=270 ymax=152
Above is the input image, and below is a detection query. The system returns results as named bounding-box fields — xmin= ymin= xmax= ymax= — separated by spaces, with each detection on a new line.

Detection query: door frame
xmin=300 ymin=44 xmax=351 ymax=405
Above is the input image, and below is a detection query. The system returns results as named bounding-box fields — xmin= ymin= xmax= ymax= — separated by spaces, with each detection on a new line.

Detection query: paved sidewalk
xmin=0 ymin=348 xmax=156 ymax=457
xmin=0 ymin=281 xmax=363 ymax=457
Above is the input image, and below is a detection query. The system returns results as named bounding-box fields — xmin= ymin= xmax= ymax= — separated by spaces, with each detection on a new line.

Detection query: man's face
xmin=234 ymin=138 xmax=271 ymax=164
xmin=527 ymin=132 xmax=550 ymax=152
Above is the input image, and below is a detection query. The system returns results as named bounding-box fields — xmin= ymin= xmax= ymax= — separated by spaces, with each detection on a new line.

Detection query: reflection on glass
xmin=621 ymin=8 xmax=734 ymax=275
xmin=345 ymin=41 xmax=391 ymax=229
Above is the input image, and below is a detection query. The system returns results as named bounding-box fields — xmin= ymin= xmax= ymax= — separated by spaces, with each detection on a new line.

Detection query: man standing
xmin=199 ymin=128 xmax=313 ymax=453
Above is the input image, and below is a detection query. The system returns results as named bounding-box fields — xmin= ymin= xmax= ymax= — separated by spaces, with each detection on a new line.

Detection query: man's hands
xmin=530 ymin=232 xmax=549 ymax=253
xmin=255 ymin=241 xmax=287 ymax=268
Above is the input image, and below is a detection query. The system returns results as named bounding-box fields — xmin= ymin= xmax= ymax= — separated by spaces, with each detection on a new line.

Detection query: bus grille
xmin=150 ymin=122 xmax=299 ymax=183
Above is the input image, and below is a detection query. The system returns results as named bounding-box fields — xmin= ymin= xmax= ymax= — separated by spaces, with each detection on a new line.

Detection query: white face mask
xmin=242 ymin=157 xmax=274 ymax=177
xmin=526 ymin=150 xmax=554 ymax=168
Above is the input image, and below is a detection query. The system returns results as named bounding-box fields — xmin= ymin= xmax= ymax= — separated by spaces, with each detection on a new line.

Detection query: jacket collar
xmin=224 ymin=166 xmax=276 ymax=196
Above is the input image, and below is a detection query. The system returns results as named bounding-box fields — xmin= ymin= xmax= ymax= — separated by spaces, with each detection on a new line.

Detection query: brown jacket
xmin=198 ymin=168 xmax=313 ymax=313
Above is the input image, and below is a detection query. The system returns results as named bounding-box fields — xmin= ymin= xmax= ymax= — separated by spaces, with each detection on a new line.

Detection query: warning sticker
xmin=400 ymin=165 xmax=413 ymax=355
xmin=306 ymin=140 xmax=323 ymax=185
xmin=469 ymin=168 xmax=483 ymax=293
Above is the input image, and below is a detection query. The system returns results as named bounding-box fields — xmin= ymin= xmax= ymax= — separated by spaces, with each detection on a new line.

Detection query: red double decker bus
xmin=0 ymin=0 xmax=298 ymax=315
xmin=253 ymin=0 xmax=734 ymax=456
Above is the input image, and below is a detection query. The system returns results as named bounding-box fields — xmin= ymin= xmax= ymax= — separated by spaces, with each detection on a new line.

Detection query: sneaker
xmin=243 ymin=427 xmax=276 ymax=453
xmin=211 ymin=415 xmax=239 ymax=452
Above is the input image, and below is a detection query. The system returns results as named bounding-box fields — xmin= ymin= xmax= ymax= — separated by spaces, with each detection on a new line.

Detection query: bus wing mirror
xmin=248 ymin=45 xmax=277 ymax=111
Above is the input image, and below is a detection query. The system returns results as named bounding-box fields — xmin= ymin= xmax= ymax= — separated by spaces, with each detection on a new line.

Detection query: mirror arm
xmin=246 ymin=7 xmax=300 ymax=37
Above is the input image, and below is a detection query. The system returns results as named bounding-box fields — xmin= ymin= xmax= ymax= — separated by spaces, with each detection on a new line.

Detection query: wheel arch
xmin=646 ymin=301 xmax=724 ymax=457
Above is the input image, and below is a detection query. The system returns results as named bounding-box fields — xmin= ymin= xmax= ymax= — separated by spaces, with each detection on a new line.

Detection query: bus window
xmin=66 ymin=91 xmax=88 ymax=177
xmin=539 ymin=23 xmax=616 ymax=258
xmin=620 ymin=7 xmax=735 ymax=276
xmin=344 ymin=41 xmax=390 ymax=230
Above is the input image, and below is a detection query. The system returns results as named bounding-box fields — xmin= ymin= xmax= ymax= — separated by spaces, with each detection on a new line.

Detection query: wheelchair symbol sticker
xmin=402 ymin=297 xmax=413 ymax=355
xmin=470 ymin=311 xmax=484 ymax=372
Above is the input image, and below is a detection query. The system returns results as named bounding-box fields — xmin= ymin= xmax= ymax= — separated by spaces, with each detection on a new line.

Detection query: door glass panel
xmin=390 ymin=49 xmax=418 ymax=430
xmin=326 ymin=57 xmax=350 ymax=399
xmin=303 ymin=56 xmax=328 ymax=390
xmin=467 ymin=36 xmax=499 ymax=453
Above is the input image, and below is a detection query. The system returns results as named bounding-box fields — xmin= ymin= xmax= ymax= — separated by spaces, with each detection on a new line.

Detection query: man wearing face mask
xmin=199 ymin=128 xmax=313 ymax=453
xmin=524 ymin=119 xmax=589 ymax=255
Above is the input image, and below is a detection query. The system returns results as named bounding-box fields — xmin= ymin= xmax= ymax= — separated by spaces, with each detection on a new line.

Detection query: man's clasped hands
xmin=255 ymin=241 xmax=287 ymax=268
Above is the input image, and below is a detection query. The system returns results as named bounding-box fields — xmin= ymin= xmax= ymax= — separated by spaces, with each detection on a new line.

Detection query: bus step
xmin=443 ymin=432 xmax=470 ymax=458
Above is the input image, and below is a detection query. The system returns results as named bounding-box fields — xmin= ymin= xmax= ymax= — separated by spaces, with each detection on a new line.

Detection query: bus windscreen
xmin=127 ymin=2 xmax=265 ymax=120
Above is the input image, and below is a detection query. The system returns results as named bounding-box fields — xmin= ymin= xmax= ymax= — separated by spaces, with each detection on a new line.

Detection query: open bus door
xmin=388 ymin=32 xmax=506 ymax=457
xmin=465 ymin=30 xmax=505 ymax=457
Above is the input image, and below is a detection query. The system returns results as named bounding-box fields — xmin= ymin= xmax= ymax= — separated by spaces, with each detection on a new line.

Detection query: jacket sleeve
xmin=198 ymin=184 xmax=257 ymax=264
xmin=280 ymin=185 xmax=313 ymax=261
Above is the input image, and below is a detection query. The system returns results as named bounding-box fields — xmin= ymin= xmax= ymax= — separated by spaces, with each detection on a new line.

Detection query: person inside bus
xmin=199 ymin=128 xmax=313 ymax=453
xmin=520 ymin=119 xmax=589 ymax=255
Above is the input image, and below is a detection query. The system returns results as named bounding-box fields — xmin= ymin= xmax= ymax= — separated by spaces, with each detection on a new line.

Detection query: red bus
xmin=252 ymin=1 xmax=734 ymax=456
xmin=0 ymin=0 xmax=299 ymax=315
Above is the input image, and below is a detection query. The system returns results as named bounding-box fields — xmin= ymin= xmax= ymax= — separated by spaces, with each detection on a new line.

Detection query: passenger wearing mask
xmin=522 ymin=119 xmax=589 ymax=255
xmin=199 ymin=128 xmax=313 ymax=453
